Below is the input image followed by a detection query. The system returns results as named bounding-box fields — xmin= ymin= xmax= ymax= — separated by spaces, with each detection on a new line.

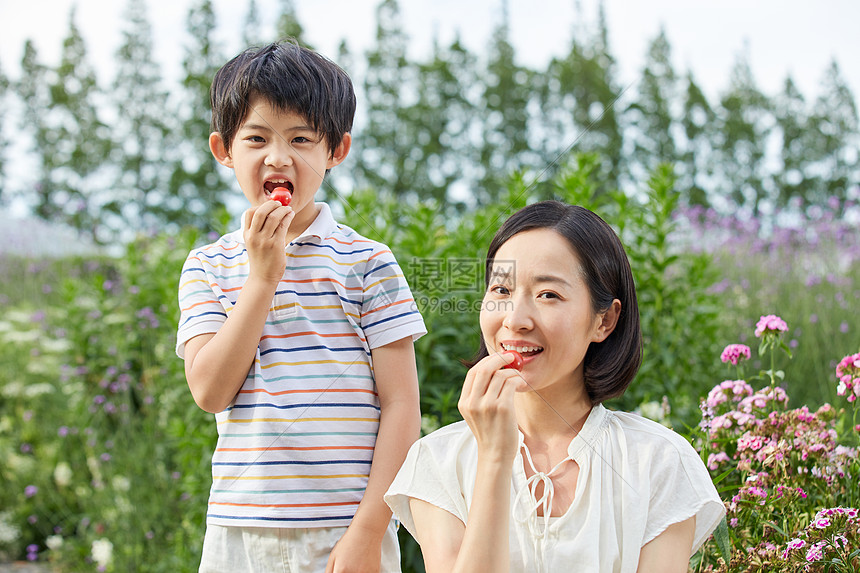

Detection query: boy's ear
xmin=209 ymin=132 xmax=233 ymax=168
xmin=326 ymin=133 xmax=352 ymax=170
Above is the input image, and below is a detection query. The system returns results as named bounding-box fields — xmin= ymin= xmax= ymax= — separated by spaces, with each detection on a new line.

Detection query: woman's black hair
xmin=472 ymin=200 xmax=642 ymax=404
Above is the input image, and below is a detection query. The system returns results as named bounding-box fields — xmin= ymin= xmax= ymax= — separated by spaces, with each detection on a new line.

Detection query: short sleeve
xmin=384 ymin=436 xmax=468 ymax=539
xmin=175 ymin=251 xmax=227 ymax=358
xmin=644 ymin=438 xmax=726 ymax=554
xmin=360 ymin=248 xmax=426 ymax=349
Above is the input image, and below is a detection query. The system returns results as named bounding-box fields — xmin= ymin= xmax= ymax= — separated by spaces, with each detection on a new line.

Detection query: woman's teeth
xmin=501 ymin=343 xmax=543 ymax=355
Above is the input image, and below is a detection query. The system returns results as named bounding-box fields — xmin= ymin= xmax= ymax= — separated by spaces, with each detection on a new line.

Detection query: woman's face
xmin=480 ymin=228 xmax=611 ymax=394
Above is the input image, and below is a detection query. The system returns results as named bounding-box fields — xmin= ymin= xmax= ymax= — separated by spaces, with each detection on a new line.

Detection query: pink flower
xmin=721 ymin=344 xmax=752 ymax=365
xmin=783 ymin=538 xmax=805 ymax=558
xmin=707 ymin=452 xmax=730 ymax=470
xmin=805 ymin=541 xmax=826 ymax=561
xmin=755 ymin=314 xmax=788 ymax=337
xmin=813 ymin=517 xmax=831 ymax=529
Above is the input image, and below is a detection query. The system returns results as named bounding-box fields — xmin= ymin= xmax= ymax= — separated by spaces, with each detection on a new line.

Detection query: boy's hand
xmin=325 ymin=523 xmax=382 ymax=573
xmin=242 ymin=201 xmax=294 ymax=283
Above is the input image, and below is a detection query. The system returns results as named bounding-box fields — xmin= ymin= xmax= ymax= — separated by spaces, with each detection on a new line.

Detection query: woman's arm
xmin=408 ymin=450 xmax=514 ymax=573
xmin=407 ymin=351 xmax=524 ymax=573
xmin=637 ymin=515 xmax=696 ymax=573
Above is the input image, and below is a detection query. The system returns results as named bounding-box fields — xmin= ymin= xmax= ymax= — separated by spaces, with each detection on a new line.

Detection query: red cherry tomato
xmin=271 ymin=187 xmax=292 ymax=206
xmin=502 ymin=350 xmax=524 ymax=371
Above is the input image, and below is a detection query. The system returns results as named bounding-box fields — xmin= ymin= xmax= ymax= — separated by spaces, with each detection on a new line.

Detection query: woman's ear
xmin=326 ymin=132 xmax=352 ymax=169
xmin=209 ymin=132 xmax=233 ymax=168
xmin=593 ymin=299 xmax=621 ymax=343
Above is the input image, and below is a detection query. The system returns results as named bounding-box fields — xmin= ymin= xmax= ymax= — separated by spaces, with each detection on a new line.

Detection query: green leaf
xmin=713 ymin=516 xmax=732 ymax=564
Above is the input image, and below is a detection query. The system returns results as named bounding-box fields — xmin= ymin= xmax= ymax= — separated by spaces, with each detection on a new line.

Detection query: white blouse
xmin=385 ymin=404 xmax=725 ymax=573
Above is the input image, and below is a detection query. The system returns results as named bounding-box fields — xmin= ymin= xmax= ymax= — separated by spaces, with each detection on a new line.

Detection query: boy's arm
xmin=184 ymin=203 xmax=293 ymax=413
xmin=327 ymin=336 xmax=421 ymax=572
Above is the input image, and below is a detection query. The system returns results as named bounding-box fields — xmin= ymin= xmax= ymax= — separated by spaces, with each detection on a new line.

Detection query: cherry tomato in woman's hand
xmin=502 ymin=350 xmax=524 ymax=371
xmin=271 ymin=187 xmax=292 ymax=206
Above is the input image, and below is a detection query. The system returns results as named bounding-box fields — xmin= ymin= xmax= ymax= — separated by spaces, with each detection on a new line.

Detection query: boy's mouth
xmin=264 ymin=179 xmax=293 ymax=196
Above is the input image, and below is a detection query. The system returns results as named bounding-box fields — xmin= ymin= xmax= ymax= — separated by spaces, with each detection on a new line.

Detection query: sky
xmin=1 ymin=0 xmax=859 ymax=232
xmin=1 ymin=0 xmax=859 ymax=102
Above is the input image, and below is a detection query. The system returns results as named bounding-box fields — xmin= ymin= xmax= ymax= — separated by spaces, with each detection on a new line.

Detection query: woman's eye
xmin=489 ymin=285 xmax=510 ymax=296
xmin=538 ymin=292 xmax=560 ymax=300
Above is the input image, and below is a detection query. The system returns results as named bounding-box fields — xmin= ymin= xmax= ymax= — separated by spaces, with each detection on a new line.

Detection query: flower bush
xmin=694 ymin=315 xmax=860 ymax=572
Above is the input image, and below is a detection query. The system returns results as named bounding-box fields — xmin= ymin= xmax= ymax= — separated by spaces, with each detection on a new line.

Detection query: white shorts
xmin=198 ymin=521 xmax=402 ymax=573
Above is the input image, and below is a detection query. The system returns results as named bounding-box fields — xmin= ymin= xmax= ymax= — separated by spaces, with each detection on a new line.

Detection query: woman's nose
xmin=502 ymin=297 xmax=534 ymax=331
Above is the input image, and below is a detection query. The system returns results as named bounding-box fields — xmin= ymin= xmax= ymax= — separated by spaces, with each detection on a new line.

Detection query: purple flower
xmin=25 ymin=485 xmax=38 ymax=498
xmin=755 ymin=315 xmax=788 ymax=337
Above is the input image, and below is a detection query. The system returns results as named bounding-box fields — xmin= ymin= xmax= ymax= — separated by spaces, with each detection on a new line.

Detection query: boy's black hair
xmin=210 ymin=39 xmax=356 ymax=156
xmin=471 ymin=201 xmax=643 ymax=404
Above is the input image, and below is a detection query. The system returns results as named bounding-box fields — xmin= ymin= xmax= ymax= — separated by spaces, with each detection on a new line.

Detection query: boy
xmin=176 ymin=41 xmax=426 ymax=572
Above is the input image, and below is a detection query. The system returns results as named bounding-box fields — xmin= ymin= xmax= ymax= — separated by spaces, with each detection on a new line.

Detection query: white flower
xmin=91 ymin=538 xmax=114 ymax=567
xmin=54 ymin=462 xmax=73 ymax=487
xmin=112 ymin=476 xmax=130 ymax=492
xmin=24 ymin=383 xmax=54 ymax=398
xmin=45 ymin=535 xmax=64 ymax=551
xmin=0 ymin=511 xmax=20 ymax=544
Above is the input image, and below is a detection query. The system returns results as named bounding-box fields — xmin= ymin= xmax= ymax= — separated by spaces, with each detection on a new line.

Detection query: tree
xmin=355 ymin=0 xmax=413 ymax=199
xmin=16 ymin=40 xmax=53 ymax=213
xmin=242 ymin=0 xmax=263 ymax=47
xmin=626 ymin=28 xmax=678 ymax=185
xmin=773 ymin=76 xmax=813 ymax=206
xmin=108 ymin=0 xmax=171 ymax=239
xmin=713 ymin=50 xmax=773 ymax=214
xmin=40 ymin=7 xmax=112 ymax=241
xmin=806 ymin=60 xmax=859 ymax=205
xmin=476 ymin=1 xmax=534 ymax=204
xmin=679 ymin=72 xmax=716 ymax=206
xmin=275 ymin=0 xmax=306 ymax=43
xmin=166 ymin=0 xmax=229 ymax=233
xmin=543 ymin=2 xmax=624 ymax=193
xmin=0 ymin=56 xmax=8 ymax=201
xmin=401 ymin=35 xmax=479 ymax=206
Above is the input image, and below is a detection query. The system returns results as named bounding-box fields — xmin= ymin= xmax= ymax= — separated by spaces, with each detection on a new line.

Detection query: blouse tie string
xmin=513 ymin=443 xmax=573 ymax=573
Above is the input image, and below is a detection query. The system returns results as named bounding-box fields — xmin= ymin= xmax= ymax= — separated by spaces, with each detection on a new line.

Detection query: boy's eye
xmin=246 ymin=135 xmax=265 ymax=143
xmin=292 ymin=135 xmax=318 ymax=145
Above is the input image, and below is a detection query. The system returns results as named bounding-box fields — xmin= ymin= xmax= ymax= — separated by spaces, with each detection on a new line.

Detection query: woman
xmin=385 ymin=201 xmax=724 ymax=572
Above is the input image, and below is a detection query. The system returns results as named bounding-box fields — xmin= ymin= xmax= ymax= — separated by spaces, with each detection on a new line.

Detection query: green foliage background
xmin=4 ymin=156 xmax=839 ymax=570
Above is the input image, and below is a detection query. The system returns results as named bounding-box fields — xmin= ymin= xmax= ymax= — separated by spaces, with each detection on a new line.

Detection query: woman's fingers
xmin=460 ymin=352 xmax=523 ymax=412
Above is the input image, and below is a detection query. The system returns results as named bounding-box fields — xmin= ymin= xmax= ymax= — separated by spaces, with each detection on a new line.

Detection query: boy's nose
xmin=265 ymin=143 xmax=294 ymax=167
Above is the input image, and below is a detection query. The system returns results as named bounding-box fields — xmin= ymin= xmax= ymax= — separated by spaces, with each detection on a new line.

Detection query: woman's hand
xmin=458 ymin=351 xmax=527 ymax=464
xmin=242 ymin=201 xmax=294 ymax=283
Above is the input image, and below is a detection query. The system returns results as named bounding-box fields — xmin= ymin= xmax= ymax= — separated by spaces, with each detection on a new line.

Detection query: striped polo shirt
xmin=176 ymin=203 xmax=426 ymax=528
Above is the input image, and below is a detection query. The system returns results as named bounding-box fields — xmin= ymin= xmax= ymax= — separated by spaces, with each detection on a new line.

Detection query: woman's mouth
xmin=500 ymin=342 xmax=544 ymax=357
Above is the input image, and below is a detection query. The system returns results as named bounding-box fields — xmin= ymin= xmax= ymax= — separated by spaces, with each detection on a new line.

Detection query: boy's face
xmin=210 ymin=95 xmax=350 ymax=228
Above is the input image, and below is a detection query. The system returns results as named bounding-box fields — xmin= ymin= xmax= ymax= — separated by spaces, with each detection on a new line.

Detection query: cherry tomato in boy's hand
xmin=502 ymin=351 xmax=524 ymax=371
xmin=271 ymin=187 xmax=292 ymax=206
